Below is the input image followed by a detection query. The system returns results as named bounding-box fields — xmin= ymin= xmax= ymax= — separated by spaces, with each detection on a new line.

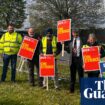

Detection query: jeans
xmin=1 ymin=54 xmax=17 ymax=82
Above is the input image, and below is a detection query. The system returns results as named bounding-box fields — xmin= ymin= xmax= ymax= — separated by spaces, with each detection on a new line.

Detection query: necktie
xmin=74 ymin=38 xmax=77 ymax=48
xmin=73 ymin=38 xmax=77 ymax=56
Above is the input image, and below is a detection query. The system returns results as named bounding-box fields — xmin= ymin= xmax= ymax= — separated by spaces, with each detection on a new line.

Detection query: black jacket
xmin=40 ymin=36 xmax=62 ymax=55
xmin=27 ymin=35 xmax=40 ymax=62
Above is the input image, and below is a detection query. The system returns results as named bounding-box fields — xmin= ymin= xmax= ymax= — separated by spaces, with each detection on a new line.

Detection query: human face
xmin=88 ymin=37 xmax=96 ymax=44
xmin=47 ymin=32 xmax=52 ymax=38
xmin=72 ymin=31 xmax=79 ymax=38
xmin=28 ymin=28 xmax=35 ymax=37
xmin=8 ymin=25 xmax=14 ymax=33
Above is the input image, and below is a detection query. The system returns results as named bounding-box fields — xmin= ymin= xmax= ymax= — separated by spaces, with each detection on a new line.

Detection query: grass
xmin=0 ymin=56 xmax=105 ymax=105
xmin=0 ymin=59 xmax=80 ymax=105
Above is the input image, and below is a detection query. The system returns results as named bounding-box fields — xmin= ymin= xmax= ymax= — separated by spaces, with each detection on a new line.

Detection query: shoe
xmin=39 ymin=83 xmax=43 ymax=87
xmin=30 ymin=83 xmax=35 ymax=87
xmin=42 ymin=85 xmax=46 ymax=89
xmin=11 ymin=80 xmax=16 ymax=83
xmin=70 ymin=88 xmax=74 ymax=93
xmin=1 ymin=80 xmax=5 ymax=82
xmin=55 ymin=87 xmax=60 ymax=90
xmin=55 ymin=86 xmax=60 ymax=90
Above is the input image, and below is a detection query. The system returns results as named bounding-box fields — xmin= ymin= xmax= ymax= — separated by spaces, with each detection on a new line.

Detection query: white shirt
xmin=72 ymin=37 xmax=81 ymax=57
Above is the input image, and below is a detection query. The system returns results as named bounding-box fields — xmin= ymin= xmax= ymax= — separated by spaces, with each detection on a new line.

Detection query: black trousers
xmin=88 ymin=71 xmax=100 ymax=77
xmin=70 ymin=57 xmax=84 ymax=92
xmin=27 ymin=59 xmax=43 ymax=86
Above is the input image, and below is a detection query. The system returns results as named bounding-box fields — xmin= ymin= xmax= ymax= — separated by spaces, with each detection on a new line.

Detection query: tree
xmin=0 ymin=0 xmax=26 ymax=29
xmin=28 ymin=0 xmax=56 ymax=33
xmin=29 ymin=0 xmax=105 ymax=29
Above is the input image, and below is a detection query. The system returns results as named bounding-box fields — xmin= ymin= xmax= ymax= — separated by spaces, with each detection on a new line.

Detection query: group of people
xmin=65 ymin=30 xmax=105 ymax=93
xmin=0 ymin=24 xmax=62 ymax=90
xmin=0 ymin=24 xmax=104 ymax=93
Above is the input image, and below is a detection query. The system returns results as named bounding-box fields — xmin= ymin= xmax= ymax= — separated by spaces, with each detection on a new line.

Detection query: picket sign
xmin=82 ymin=46 xmax=100 ymax=72
xmin=17 ymin=36 xmax=38 ymax=72
xmin=40 ymin=54 xmax=55 ymax=90
xmin=57 ymin=19 xmax=71 ymax=56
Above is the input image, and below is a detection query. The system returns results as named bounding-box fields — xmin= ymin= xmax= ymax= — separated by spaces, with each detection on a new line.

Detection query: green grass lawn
xmin=0 ymin=56 xmax=105 ymax=105
xmin=0 ymin=63 xmax=80 ymax=105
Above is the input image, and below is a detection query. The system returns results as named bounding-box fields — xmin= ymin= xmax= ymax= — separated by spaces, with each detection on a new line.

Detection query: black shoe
xmin=1 ymin=80 xmax=5 ymax=82
xmin=70 ymin=88 xmax=74 ymax=93
xmin=55 ymin=87 xmax=60 ymax=90
xmin=29 ymin=83 xmax=35 ymax=87
xmin=39 ymin=83 xmax=43 ymax=87
xmin=42 ymin=86 xmax=46 ymax=89
xmin=11 ymin=80 xmax=16 ymax=83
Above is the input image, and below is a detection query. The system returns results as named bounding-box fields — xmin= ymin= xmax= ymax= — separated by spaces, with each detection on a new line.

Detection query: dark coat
xmin=64 ymin=37 xmax=83 ymax=66
xmin=27 ymin=35 xmax=40 ymax=63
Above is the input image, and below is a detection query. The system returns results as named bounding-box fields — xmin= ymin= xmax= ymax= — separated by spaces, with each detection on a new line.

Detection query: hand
xmin=10 ymin=48 xmax=14 ymax=52
xmin=62 ymin=42 xmax=64 ymax=44
xmin=53 ymin=53 xmax=56 ymax=57
xmin=99 ymin=45 xmax=101 ymax=50
xmin=73 ymin=48 xmax=77 ymax=53
xmin=0 ymin=54 xmax=3 ymax=59
xmin=82 ymin=64 xmax=85 ymax=69
xmin=40 ymin=53 xmax=46 ymax=56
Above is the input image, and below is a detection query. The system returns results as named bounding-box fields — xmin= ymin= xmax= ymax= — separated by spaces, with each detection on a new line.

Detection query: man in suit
xmin=65 ymin=29 xmax=84 ymax=93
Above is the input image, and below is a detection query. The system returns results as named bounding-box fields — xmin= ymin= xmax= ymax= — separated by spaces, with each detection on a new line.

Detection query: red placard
xmin=40 ymin=55 xmax=55 ymax=77
xmin=18 ymin=36 xmax=38 ymax=60
xmin=82 ymin=46 xmax=100 ymax=72
xmin=57 ymin=19 xmax=71 ymax=42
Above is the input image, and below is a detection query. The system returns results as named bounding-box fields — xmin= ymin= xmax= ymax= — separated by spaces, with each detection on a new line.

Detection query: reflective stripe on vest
xmin=42 ymin=36 xmax=57 ymax=54
xmin=82 ymin=45 xmax=89 ymax=48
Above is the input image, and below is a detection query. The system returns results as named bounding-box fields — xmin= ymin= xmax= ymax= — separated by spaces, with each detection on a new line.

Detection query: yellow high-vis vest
xmin=82 ymin=45 xmax=90 ymax=48
xmin=0 ymin=32 xmax=22 ymax=55
xmin=42 ymin=36 xmax=57 ymax=54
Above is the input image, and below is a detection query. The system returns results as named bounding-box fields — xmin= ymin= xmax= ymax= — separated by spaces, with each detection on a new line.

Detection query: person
xmin=40 ymin=28 xmax=62 ymax=89
xmin=27 ymin=28 xmax=43 ymax=87
xmin=82 ymin=33 xmax=104 ymax=77
xmin=0 ymin=24 xmax=22 ymax=82
xmin=65 ymin=29 xmax=84 ymax=93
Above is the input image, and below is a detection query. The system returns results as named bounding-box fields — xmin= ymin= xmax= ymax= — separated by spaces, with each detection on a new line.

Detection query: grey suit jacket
xmin=65 ymin=37 xmax=83 ymax=66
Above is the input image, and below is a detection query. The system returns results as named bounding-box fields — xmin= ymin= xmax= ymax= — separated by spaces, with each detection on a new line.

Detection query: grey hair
xmin=88 ymin=33 xmax=96 ymax=39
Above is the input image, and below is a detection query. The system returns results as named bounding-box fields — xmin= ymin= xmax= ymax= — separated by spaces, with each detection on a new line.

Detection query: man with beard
xmin=27 ymin=28 xmax=43 ymax=86
xmin=40 ymin=28 xmax=62 ymax=89
xmin=0 ymin=24 xmax=22 ymax=82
